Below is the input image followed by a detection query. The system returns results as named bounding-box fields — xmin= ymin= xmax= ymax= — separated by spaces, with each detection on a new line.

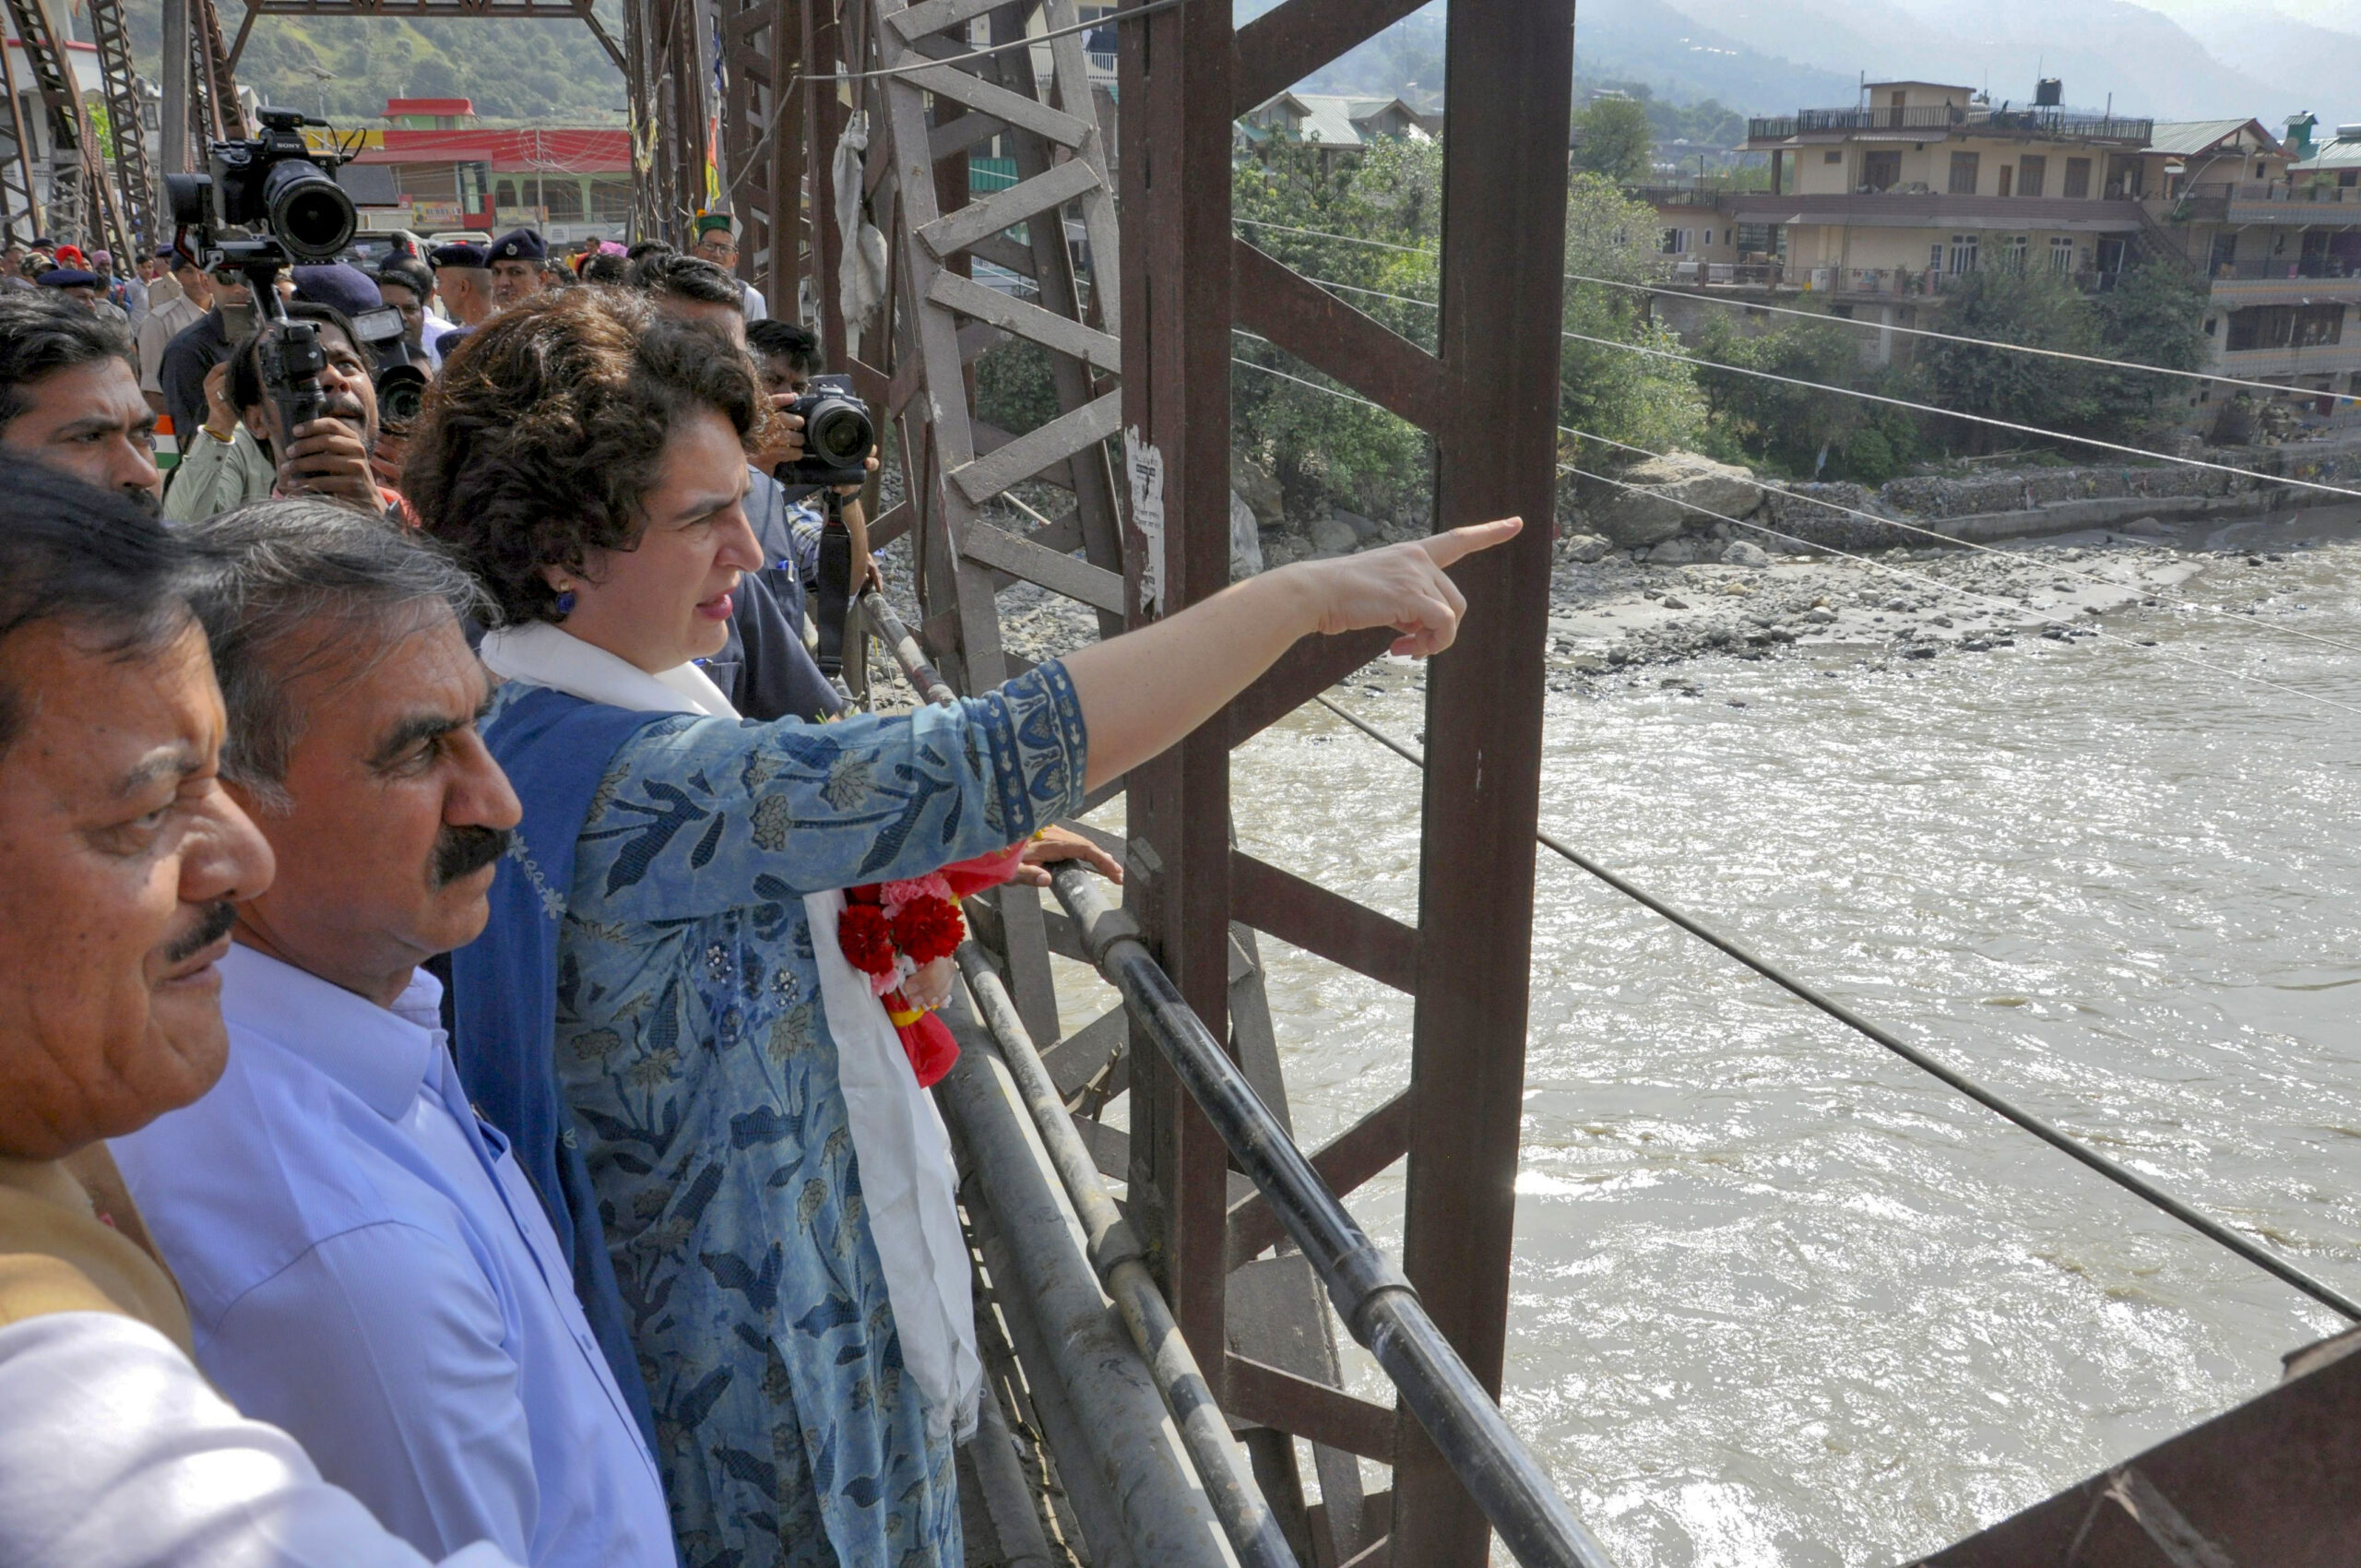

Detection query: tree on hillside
xmin=2089 ymin=263 xmax=2209 ymax=431
xmin=1918 ymin=267 xmax=2105 ymax=451
xmin=1560 ymin=172 xmax=1704 ymax=462
xmin=1571 ymin=97 xmax=1654 ymax=183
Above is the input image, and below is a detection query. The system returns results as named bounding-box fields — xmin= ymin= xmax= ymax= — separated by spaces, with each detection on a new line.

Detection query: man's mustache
xmin=163 ymin=899 xmax=238 ymax=964
xmin=431 ymin=824 xmax=511 ymax=887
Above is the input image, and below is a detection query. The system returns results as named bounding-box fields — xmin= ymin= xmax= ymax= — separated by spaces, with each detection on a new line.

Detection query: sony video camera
xmin=164 ymin=106 xmax=357 ymax=266
xmin=165 ymin=107 xmax=361 ymax=445
xmin=777 ymin=374 xmax=875 ymax=489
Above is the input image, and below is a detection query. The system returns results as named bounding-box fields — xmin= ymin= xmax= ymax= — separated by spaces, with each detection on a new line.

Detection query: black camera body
xmin=777 ymin=374 xmax=875 ymax=489
xmin=163 ymin=107 xmax=357 ymax=265
xmin=165 ymin=108 xmax=362 ymax=453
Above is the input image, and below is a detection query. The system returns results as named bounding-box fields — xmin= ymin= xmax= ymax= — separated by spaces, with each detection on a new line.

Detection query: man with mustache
xmin=0 ymin=458 xmax=519 ymax=1566
xmin=165 ymin=302 xmax=386 ymax=521
xmin=109 ymin=500 xmax=678 ymax=1568
xmin=0 ymin=292 xmax=162 ymax=510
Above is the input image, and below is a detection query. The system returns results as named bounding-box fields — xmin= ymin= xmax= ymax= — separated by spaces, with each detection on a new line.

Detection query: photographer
xmin=373 ymin=255 xmax=454 ymax=370
xmin=158 ymin=244 xmax=271 ymax=457
xmin=168 ymin=302 xmax=384 ymax=519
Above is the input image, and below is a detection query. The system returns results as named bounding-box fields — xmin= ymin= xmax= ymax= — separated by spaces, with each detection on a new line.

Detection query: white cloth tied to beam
xmin=480 ymin=621 xmax=981 ymax=1442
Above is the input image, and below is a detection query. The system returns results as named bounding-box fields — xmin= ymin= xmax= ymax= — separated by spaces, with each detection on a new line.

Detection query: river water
xmin=1067 ymin=513 xmax=2361 ymax=1564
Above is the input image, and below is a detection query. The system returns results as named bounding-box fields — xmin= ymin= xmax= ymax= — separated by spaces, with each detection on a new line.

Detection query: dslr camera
xmin=164 ymin=106 xmax=357 ymax=266
xmin=777 ymin=374 xmax=875 ymax=489
xmin=165 ymin=106 xmax=360 ymax=444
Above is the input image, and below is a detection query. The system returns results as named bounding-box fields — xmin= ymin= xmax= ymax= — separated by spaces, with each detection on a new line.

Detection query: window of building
xmin=2019 ymin=156 xmax=2047 ymax=197
xmin=2297 ymin=303 xmax=2345 ymax=346
xmin=1948 ymin=152 xmax=1981 ymax=195
xmin=1930 ymin=243 xmax=1945 ymax=270
xmin=2001 ymin=233 xmax=2029 ymax=270
xmin=1702 ymin=229 xmax=1714 ymax=246
xmin=1998 ymin=165 xmax=2013 ymax=198
xmin=2209 ymin=233 xmax=2238 ymax=275
xmin=2050 ymin=235 xmax=2075 ymax=273
xmin=493 ymin=178 xmax=519 ymax=208
xmin=1948 ymin=233 xmax=1979 ymax=274
xmin=1736 ymin=222 xmax=1776 ymax=255
xmin=1824 ymin=149 xmax=1843 ymax=163
xmin=1861 ymin=150 xmax=1902 ymax=191
xmin=543 ymin=181 xmax=585 ymax=222
xmin=2063 ymin=157 xmax=2091 ymax=198
xmin=1660 ymin=228 xmax=1689 ymax=255
xmin=590 ymin=181 xmax=632 ymax=221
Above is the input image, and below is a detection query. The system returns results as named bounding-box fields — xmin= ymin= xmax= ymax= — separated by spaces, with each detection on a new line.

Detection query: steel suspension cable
xmin=1234 ymin=341 xmax=2361 ymax=711
xmin=1560 ymin=327 xmax=2361 ymax=505
xmin=1238 ymin=332 xmax=2361 ymax=664
xmin=800 ymin=0 xmax=1192 ymax=84
xmin=1308 ymin=691 xmax=2361 ymax=1324
xmin=1555 ymin=425 xmax=2361 ymax=661
xmin=1559 ymin=452 xmax=2361 ymax=720
xmin=1236 ymin=216 xmax=2331 ymax=405
xmin=1563 ymin=269 xmax=2321 ymax=404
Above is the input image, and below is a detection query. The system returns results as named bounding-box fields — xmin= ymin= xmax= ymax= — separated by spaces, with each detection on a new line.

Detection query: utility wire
xmin=1240 ymin=325 xmax=2361 ymax=663
xmin=1562 ymin=327 xmax=2361 ymax=505
xmin=1310 ymin=691 xmax=2361 ymax=1324
xmin=1239 ymin=256 xmax=2361 ymax=505
xmin=1560 ymin=452 xmax=2361 ymax=720
xmin=800 ymin=0 xmax=1187 ymax=84
xmin=1238 ymin=216 xmax=2329 ymax=405
xmin=1234 ymin=336 xmax=2361 ymax=709
xmin=1559 ymin=425 xmax=2361 ymax=662
xmin=1565 ymin=269 xmax=2325 ymax=404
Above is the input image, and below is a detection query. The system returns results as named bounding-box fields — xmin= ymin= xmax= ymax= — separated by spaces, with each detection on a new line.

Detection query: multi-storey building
xmin=1736 ymin=81 xmax=2159 ymax=305
xmin=1642 ymin=85 xmax=2361 ymax=423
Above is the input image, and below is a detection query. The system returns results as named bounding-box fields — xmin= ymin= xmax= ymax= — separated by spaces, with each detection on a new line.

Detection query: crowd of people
xmin=0 ymin=214 xmax=1515 ymax=1568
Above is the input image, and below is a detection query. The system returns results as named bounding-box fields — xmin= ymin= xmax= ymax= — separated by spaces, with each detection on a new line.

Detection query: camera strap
xmin=814 ymin=491 xmax=853 ymax=678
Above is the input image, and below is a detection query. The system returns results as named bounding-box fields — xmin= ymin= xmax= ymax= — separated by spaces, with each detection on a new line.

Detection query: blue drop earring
xmin=555 ymin=588 xmax=577 ymax=618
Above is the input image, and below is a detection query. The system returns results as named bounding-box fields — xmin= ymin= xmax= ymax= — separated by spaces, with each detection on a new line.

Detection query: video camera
xmin=776 ymin=374 xmax=875 ymax=489
xmin=165 ymin=106 xmax=361 ymax=446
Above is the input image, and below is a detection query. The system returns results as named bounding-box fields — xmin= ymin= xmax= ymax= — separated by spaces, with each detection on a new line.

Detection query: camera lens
xmin=262 ymin=159 xmax=356 ymax=259
xmin=375 ymin=364 xmax=428 ymax=426
xmin=806 ymin=399 xmax=873 ymax=466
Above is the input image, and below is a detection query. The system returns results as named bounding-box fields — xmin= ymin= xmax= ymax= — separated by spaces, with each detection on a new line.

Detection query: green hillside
xmin=125 ymin=0 xmax=627 ymax=125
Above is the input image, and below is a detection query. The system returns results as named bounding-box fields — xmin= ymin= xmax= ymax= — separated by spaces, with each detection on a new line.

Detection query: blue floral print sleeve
xmin=501 ymin=661 xmax=1086 ymax=1568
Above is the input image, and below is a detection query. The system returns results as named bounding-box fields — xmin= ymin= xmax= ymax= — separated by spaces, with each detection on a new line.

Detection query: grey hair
xmin=184 ymin=498 xmax=492 ymax=808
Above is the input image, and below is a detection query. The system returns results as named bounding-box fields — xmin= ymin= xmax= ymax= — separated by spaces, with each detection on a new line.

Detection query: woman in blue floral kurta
xmin=413 ymin=287 xmax=1515 ymax=1568
xmin=493 ymin=662 xmax=1086 ymax=1567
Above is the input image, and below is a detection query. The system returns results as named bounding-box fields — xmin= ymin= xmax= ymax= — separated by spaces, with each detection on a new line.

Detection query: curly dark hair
xmin=403 ymin=287 xmax=774 ymax=625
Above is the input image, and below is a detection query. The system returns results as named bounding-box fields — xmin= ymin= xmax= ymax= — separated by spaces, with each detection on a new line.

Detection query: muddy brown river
xmin=1053 ymin=506 xmax=2361 ymax=1564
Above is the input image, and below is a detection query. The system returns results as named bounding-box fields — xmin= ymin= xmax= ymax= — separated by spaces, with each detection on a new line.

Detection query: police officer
xmin=485 ymin=228 xmax=550 ymax=312
xmin=427 ymin=241 xmax=494 ymax=330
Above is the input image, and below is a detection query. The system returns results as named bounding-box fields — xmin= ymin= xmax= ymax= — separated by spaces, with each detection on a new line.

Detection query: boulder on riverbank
xmin=1589 ymin=453 xmax=1765 ymax=547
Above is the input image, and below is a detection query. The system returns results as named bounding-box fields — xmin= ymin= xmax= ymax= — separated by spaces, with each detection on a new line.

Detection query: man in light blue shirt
xmin=109 ymin=499 xmax=679 ymax=1568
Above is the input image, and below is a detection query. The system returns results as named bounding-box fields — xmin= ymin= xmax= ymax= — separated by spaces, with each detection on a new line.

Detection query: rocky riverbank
xmin=865 ymin=493 xmax=2361 ymax=703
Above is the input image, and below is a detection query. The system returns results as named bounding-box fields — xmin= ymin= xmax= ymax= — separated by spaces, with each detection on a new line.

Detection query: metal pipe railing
xmin=955 ymin=944 xmax=1300 ymax=1568
xmin=1049 ymin=865 xmax=1619 ymax=1568
xmin=933 ymin=1004 xmax=1240 ymax=1568
xmin=859 ymin=587 xmax=955 ymax=706
xmin=869 ymin=595 xmax=1291 ymax=1563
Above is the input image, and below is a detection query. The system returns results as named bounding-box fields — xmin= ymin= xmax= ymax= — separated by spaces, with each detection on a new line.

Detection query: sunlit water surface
xmin=1070 ymin=521 xmax=2361 ymax=1565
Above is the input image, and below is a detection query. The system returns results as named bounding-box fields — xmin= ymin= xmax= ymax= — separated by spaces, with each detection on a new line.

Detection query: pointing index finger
xmin=1418 ymin=516 xmax=1523 ymax=569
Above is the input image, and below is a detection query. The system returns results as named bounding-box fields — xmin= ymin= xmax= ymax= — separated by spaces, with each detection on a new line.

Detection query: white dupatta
xmin=481 ymin=621 xmax=982 ymax=1443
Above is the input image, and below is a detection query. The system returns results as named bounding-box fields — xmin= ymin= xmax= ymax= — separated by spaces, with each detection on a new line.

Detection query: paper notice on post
xmin=1123 ymin=425 xmax=1165 ymax=616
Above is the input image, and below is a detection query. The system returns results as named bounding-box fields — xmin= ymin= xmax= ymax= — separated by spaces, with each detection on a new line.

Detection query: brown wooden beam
xmin=1226 ymin=1089 xmax=1410 ymax=1269
xmin=1229 ymin=851 xmax=1417 ymax=993
xmin=1232 ymin=239 xmax=1442 ymax=434
xmin=1226 ymin=1353 xmax=1398 ymax=1462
